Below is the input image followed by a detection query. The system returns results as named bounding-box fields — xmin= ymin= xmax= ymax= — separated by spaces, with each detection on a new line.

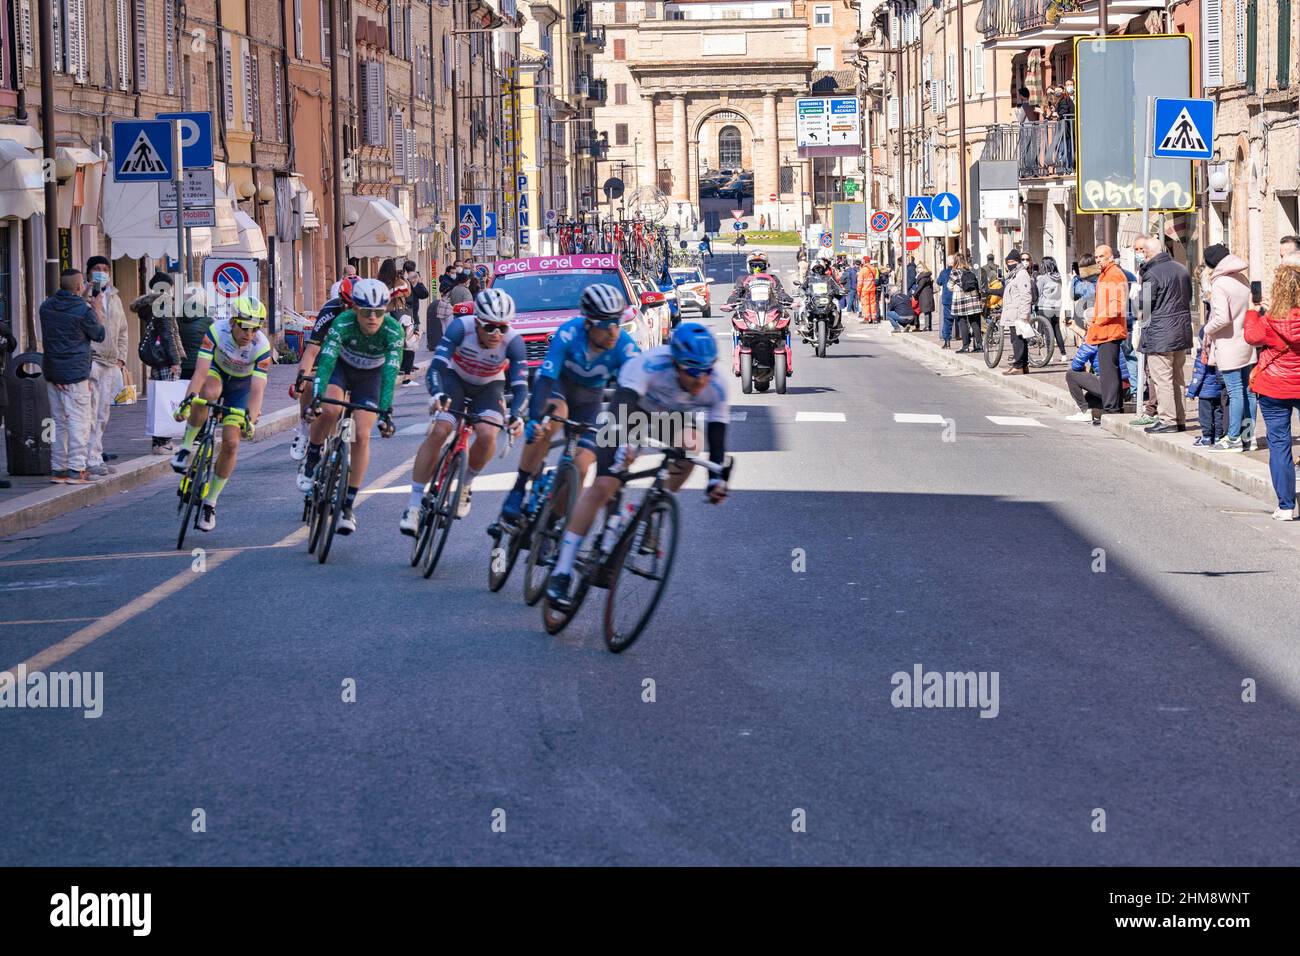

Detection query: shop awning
xmin=0 ymin=136 xmax=43 ymax=221
xmin=101 ymin=179 xmax=214 ymax=260
xmin=212 ymin=208 xmax=268 ymax=258
xmin=344 ymin=196 xmax=412 ymax=259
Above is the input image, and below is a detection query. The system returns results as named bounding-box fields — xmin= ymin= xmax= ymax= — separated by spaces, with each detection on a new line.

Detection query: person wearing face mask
xmin=448 ymin=267 xmax=474 ymax=306
xmin=84 ymin=256 xmax=128 ymax=477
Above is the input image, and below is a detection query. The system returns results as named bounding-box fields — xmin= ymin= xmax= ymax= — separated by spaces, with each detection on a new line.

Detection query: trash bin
xmin=4 ymin=351 xmax=51 ymax=476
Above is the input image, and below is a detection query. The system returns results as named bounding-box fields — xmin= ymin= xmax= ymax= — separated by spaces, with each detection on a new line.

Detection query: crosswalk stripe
xmin=986 ymin=415 xmax=1047 ymax=428
xmin=894 ymin=413 xmax=946 ymax=424
xmin=730 ymin=410 xmax=748 ymax=422
xmin=795 ymin=411 xmax=846 ymax=423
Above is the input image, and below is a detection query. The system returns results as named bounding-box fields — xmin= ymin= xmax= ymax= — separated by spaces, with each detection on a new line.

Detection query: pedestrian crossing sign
xmin=111 ymin=119 xmax=174 ymax=182
xmin=1152 ymin=97 xmax=1214 ymax=160
xmin=906 ymin=196 xmax=933 ymax=224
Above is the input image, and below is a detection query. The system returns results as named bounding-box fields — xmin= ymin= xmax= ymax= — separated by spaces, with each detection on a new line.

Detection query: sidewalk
xmin=877 ymin=319 xmax=1284 ymax=509
xmin=1 ymin=355 xmax=430 ymax=538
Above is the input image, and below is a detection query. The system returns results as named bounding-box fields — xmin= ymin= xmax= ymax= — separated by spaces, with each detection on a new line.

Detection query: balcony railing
xmin=981 ymin=121 xmax=1076 ymax=179
xmin=576 ymin=75 xmax=606 ymax=107
xmin=582 ymin=23 xmax=606 ymax=52
xmin=576 ymin=138 xmax=608 ymax=161
xmin=977 ymin=0 xmax=1077 ymax=40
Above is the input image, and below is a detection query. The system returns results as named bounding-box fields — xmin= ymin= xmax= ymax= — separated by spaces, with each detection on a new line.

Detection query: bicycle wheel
xmin=421 ymin=450 xmax=466 ymax=579
xmin=317 ymin=441 xmax=349 ymax=564
xmin=541 ymin=558 xmax=593 ymax=635
xmin=409 ymin=480 xmax=434 ymax=567
xmin=523 ymin=462 xmax=579 ymax=606
xmin=1027 ymin=317 xmax=1053 ymax=368
xmin=176 ymin=436 xmax=211 ymax=551
xmin=984 ymin=320 xmax=1004 ymax=368
xmin=603 ymin=494 xmax=680 ymax=653
xmin=306 ymin=456 xmax=330 ymax=555
xmin=487 ymin=515 xmax=527 ymax=592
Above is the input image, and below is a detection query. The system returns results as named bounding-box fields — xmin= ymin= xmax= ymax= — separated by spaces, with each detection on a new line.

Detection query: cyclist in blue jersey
xmin=498 ymin=283 xmax=640 ymax=523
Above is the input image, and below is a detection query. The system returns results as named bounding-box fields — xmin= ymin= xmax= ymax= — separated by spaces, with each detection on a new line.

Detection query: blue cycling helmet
xmin=669 ymin=322 xmax=717 ymax=371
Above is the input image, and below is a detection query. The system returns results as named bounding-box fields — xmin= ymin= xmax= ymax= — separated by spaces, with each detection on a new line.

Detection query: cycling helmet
xmin=351 ymin=277 xmax=390 ymax=310
xmin=230 ymin=295 xmax=267 ymax=327
xmin=474 ymin=287 xmax=516 ymax=326
xmin=579 ymin=283 xmax=627 ymax=324
xmin=336 ymin=275 xmax=357 ymax=305
xmin=669 ymin=322 xmax=718 ymax=371
xmin=746 ymin=253 xmax=769 ymax=274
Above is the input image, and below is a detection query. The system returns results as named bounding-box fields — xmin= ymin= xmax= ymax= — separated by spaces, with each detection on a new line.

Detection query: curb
xmin=887 ymin=330 xmax=1278 ymax=508
xmin=0 ymin=403 xmax=302 ymax=539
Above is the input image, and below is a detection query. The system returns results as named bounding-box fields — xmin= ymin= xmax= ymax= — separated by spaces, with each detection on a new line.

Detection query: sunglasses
xmin=587 ymin=318 xmax=621 ymax=330
xmin=357 ymin=307 xmax=385 ymax=319
xmin=478 ymin=322 xmax=510 ymax=334
xmin=676 ymin=364 xmax=712 ymax=379
xmin=232 ymin=319 xmax=261 ymax=329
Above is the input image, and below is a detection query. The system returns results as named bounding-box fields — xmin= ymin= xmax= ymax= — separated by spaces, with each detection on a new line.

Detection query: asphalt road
xmin=2 ymin=248 xmax=1299 ymax=865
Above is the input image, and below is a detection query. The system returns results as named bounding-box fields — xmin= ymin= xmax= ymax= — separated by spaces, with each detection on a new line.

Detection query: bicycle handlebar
xmin=538 ymin=412 xmax=599 ymax=434
xmin=315 ymin=396 xmax=386 ymax=414
xmin=183 ymin=395 xmax=244 ymax=419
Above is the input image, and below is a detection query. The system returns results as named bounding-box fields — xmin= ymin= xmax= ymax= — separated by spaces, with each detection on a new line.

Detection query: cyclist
xmin=289 ymin=275 xmax=355 ymax=460
xmin=170 ymin=295 xmax=271 ymax=533
xmin=399 ymin=288 xmax=527 ymax=533
xmin=728 ymin=252 xmax=792 ymax=305
xmin=498 ymin=283 xmax=640 ymax=524
xmin=297 ymin=278 xmax=401 ymax=535
xmin=545 ymin=322 xmax=729 ymax=606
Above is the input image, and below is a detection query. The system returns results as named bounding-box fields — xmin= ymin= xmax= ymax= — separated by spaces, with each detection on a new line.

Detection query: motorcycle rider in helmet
xmin=803 ymin=258 xmax=846 ymax=333
xmin=728 ymin=252 xmax=793 ymax=307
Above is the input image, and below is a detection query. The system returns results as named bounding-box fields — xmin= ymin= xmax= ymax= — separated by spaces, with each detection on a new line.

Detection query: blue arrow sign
xmin=933 ymin=192 xmax=960 ymax=222
xmin=157 ymin=111 xmax=214 ymax=168
xmin=458 ymin=203 xmax=484 ymax=231
xmin=1152 ymin=97 xmax=1214 ymax=160
xmin=906 ymin=195 xmax=933 ymax=224
xmin=111 ymin=120 xmax=174 ymax=182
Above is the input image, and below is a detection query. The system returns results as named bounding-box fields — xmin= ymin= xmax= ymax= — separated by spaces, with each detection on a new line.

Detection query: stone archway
xmin=693 ymin=105 xmax=758 ymax=224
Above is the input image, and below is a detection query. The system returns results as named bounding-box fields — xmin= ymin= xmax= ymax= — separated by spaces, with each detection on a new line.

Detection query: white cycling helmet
xmin=474 ymin=287 xmax=516 ymax=326
xmin=351 ymin=277 xmax=390 ymax=310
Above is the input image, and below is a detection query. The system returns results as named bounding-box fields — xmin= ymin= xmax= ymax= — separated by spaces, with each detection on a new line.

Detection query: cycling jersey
xmin=617 ymin=345 xmax=729 ymax=424
xmin=308 ymin=297 xmax=347 ymax=346
xmin=427 ymin=315 xmax=528 ymax=418
xmin=530 ymin=318 xmax=639 ymax=420
xmin=197 ymin=319 xmax=273 ymax=380
xmin=313 ymin=310 xmax=404 ymax=411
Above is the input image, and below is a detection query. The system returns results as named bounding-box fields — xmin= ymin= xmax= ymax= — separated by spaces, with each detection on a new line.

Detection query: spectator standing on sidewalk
xmin=84 ymin=257 xmax=128 ymax=477
xmin=448 ymin=269 xmax=474 ymax=306
xmin=130 ymin=273 xmax=184 ymax=453
xmin=1200 ymin=244 xmax=1256 ymax=451
xmin=841 ymin=259 xmax=859 ymax=318
xmin=1187 ymin=325 xmax=1226 ymax=445
xmin=40 ymin=269 xmax=105 ymax=484
xmin=1244 ymin=263 xmax=1300 ymax=520
xmin=1135 ymin=236 xmax=1193 ymax=434
xmin=1000 ymin=250 xmax=1034 ymax=376
xmin=856 ymin=256 xmax=878 ymax=323
xmin=937 ymin=255 xmax=955 ymax=348
xmin=951 ymin=255 xmax=984 ymax=352
xmin=1084 ymin=245 xmax=1130 ymax=416
xmin=1035 ymin=256 xmax=1066 ymax=362
xmin=912 ymin=263 xmax=935 ymax=332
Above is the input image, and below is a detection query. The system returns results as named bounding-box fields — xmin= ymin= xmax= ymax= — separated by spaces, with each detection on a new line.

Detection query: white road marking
xmin=795 ymin=411 xmax=846 ymax=423
xmin=986 ymin=415 xmax=1047 ymax=428
xmin=730 ymin=410 xmax=748 ymax=422
xmin=893 ymin=413 xmax=946 ymax=424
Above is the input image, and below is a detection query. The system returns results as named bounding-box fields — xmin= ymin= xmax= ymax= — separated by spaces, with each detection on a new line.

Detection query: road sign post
xmin=171 ymin=120 xmax=186 ymax=284
xmin=1137 ymin=96 xmax=1155 ymax=418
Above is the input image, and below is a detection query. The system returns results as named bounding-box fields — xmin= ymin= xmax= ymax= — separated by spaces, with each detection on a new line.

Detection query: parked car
xmin=489 ymin=253 xmax=666 ymax=376
xmin=627 ymin=274 xmax=673 ymax=343
xmin=669 ymin=265 xmax=714 ymax=318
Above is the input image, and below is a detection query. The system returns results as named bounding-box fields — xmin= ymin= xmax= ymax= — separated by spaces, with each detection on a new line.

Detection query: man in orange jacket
xmin=1084 ymin=244 xmax=1130 ymax=413
xmin=857 ymin=257 xmax=879 ymax=324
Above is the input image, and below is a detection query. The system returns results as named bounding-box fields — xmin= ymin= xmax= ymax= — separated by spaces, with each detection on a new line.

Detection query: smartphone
xmin=1251 ymin=280 xmax=1263 ymax=306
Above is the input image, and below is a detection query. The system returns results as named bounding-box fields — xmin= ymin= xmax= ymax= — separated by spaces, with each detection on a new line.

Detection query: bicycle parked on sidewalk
xmin=541 ymin=444 xmax=734 ymax=653
xmin=983 ymin=307 xmax=1055 ymax=369
xmin=410 ymin=398 xmax=507 ymax=579
xmin=302 ymin=396 xmax=374 ymax=564
xmin=175 ymin=397 xmax=243 ymax=551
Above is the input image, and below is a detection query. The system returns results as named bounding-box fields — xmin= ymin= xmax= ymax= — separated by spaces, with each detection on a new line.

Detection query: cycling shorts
xmin=325 ymin=362 xmax=383 ymax=411
xmin=435 ymin=373 xmax=505 ymax=427
xmin=206 ymin=366 xmax=252 ymax=426
xmin=550 ymin=382 xmax=603 ymax=452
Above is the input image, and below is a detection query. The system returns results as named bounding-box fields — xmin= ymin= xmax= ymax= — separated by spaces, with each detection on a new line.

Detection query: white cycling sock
xmin=554 ymin=530 xmax=584 ymax=576
xmin=407 ymin=482 xmax=424 ymax=510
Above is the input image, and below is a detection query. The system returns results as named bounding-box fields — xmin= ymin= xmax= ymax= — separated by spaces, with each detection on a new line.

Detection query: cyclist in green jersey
xmin=298 ymin=278 xmax=402 ymax=535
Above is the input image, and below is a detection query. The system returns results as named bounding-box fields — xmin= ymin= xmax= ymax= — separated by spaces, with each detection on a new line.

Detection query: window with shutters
xmin=51 ymin=0 xmax=61 ymax=73
xmin=116 ymin=0 xmax=130 ymax=88
xmin=394 ymin=111 xmax=406 ymax=177
xmin=613 ymin=38 xmax=625 ymax=60
xmin=362 ymin=61 xmax=386 ymax=145
xmin=66 ymin=0 xmax=87 ymax=80
xmin=222 ymin=40 xmax=235 ymax=123
xmin=1245 ymin=0 xmax=1256 ymax=92
xmin=947 ymin=51 xmax=956 ymax=102
xmin=321 ymin=0 xmax=331 ymax=63
xmin=1278 ymin=0 xmax=1291 ymax=89
xmin=293 ymin=0 xmax=303 ymax=58
xmin=243 ymin=47 xmax=255 ymax=130
xmin=134 ymin=0 xmax=147 ymax=88
xmin=251 ymin=54 xmax=263 ymax=138
xmin=443 ymin=35 xmax=451 ymax=88
xmin=1202 ymin=0 xmax=1223 ymax=87
xmin=1235 ymin=0 xmax=1246 ymax=81
xmin=888 ymin=95 xmax=897 ymax=127
xmin=974 ymin=47 xmax=985 ymax=94
xmin=274 ymin=60 xmax=285 ymax=141
xmin=933 ymin=79 xmax=944 ymax=111
xmin=388 ymin=4 xmax=396 ymax=53
xmin=815 ymin=46 xmax=833 ymax=70
xmin=615 ymin=123 xmax=628 ymax=146
xmin=614 ymin=83 xmax=627 ymax=105
xmin=405 ymin=5 xmax=413 ymax=61
xmin=165 ymin=0 xmax=176 ymax=93
xmin=615 ymin=2 xmax=627 ymax=23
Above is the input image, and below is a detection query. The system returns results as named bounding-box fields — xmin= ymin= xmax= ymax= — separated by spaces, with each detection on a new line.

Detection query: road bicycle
xmin=302 ymin=396 xmax=374 ymax=565
xmin=175 ymin=396 xmax=244 ymax=550
xmin=482 ymin=413 xmax=598 ymax=603
xmin=983 ymin=307 xmax=1055 ymax=369
xmin=410 ymin=399 xmax=507 ymax=579
xmin=542 ymin=444 xmax=733 ymax=653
